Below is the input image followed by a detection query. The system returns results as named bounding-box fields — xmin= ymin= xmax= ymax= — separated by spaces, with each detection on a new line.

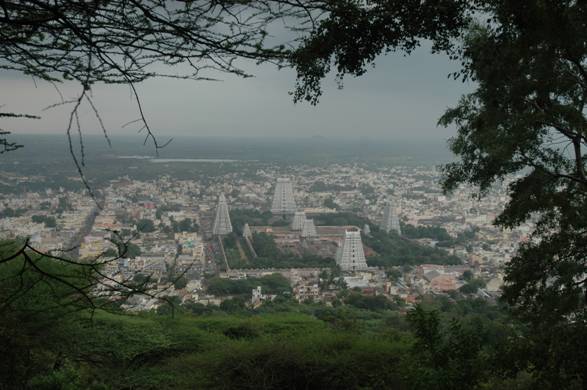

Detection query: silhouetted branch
xmin=1 ymin=0 xmax=330 ymax=200
xmin=0 ymin=232 xmax=190 ymax=317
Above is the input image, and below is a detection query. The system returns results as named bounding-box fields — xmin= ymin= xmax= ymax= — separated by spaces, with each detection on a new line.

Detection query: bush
xmin=458 ymin=278 xmax=486 ymax=294
xmin=223 ymin=324 xmax=259 ymax=339
xmin=401 ymin=223 xmax=453 ymax=241
xmin=219 ymin=297 xmax=247 ymax=312
xmin=345 ymin=293 xmax=396 ymax=311
xmin=174 ymin=277 xmax=188 ymax=290
xmin=137 ymin=218 xmax=155 ymax=233
xmin=192 ymin=332 xmax=409 ymax=389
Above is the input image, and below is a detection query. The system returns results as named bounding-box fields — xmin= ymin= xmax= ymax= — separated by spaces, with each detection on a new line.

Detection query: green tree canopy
xmin=136 ymin=218 xmax=155 ymax=233
xmin=0 ymin=241 xmax=95 ymax=387
xmin=292 ymin=0 xmax=587 ymax=326
xmin=31 ymin=215 xmax=57 ymax=228
xmin=174 ymin=218 xmax=199 ymax=233
xmin=290 ymin=3 xmax=587 ymax=385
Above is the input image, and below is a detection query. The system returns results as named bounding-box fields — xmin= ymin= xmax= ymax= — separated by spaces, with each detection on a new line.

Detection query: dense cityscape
xmin=0 ymin=159 xmax=531 ymax=311
xmin=2 ymin=2 xmax=584 ymax=388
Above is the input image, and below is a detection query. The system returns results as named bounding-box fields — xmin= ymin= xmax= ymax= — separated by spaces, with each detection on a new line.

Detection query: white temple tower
xmin=301 ymin=218 xmax=318 ymax=238
xmin=381 ymin=200 xmax=401 ymax=236
xmin=363 ymin=224 xmax=371 ymax=236
xmin=336 ymin=230 xmax=368 ymax=271
xmin=212 ymin=193 xmax=232 ymax=235
xmin=271 ymin=178 xmax=296 ymax=215
xmin=291 ymin=211 xmax=306 ymax=231
xmin=242 ymin=223 xmax=252 ymax=239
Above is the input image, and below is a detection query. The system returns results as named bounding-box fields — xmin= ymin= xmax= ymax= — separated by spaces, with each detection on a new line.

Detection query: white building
xmin=381 ymin=199 xmax=401 ymax=235
xmin=301 ymin=218 xmax=318 ymax=238
xmin=271 ymin=178 xmax=296 ymax=215
xmin=336 ymin=230 xmax=369 ymax=271
xmin=212 ymin=193 xmax=232 ymax=235
xmin=291 ymin=211 xmax=306 ymax=231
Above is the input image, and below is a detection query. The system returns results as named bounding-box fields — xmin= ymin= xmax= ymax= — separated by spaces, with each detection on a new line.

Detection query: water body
xmin=117 ymin=156 xmax=243 ymax=163
xmin=116 ymin=156 xmax=246 ymax=163
xmin=5 ymin=134 xmax=455 ymax=166
xmin=150 ymin=158 xmax=243 ymax=163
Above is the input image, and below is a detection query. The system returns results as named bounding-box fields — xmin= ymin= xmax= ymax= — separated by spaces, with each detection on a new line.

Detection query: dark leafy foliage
xmin=0 ymin=207 xmax=27 ymax=218
xmin=313 ymin=212 xmax=370 ymax=227
xmin=137 ymin=218 xmax=156 ymax=233
xmin=291 ymin=2 xmax=587 ymax=385
xmin=401 ymin=223 xmax=453 ymax=242
xmin=174 ymin=218 xmax=199 ymax=233
xmin=365 ymin=230 xmax=461 ymax=266
xmin=31 ymin=214 xmax=56 ymax=228
xmin=291 ymin=0 xmax=472 ymax=104
xmin=251 ymin=232 xmax=280 ymax=258
xmin=230 ymin=209 xmax=273 ymax=234
xmin=0 ymin=242 xmax=95 ymax=389
xmin=345 ymin=292 xmax=397 ymax=311
xmin=235 ymin=232 xmax=336 ymax=269
xmin=436 ymin=2 xmax=587 ymax=334
xmin=0 ymin=244 xmax=561 ymax=390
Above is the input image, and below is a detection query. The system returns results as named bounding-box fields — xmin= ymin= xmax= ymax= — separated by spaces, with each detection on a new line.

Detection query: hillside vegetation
xmin=0 ymin=241 xmax=583 ymax=389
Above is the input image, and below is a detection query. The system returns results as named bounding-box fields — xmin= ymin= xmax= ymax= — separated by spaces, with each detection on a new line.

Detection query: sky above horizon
xmin=1 ymin=44 xmax=472 ymax=143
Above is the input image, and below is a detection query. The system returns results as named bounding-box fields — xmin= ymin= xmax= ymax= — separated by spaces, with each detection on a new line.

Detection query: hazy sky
xmin=0 ymin=45 xmax=471 ymax=141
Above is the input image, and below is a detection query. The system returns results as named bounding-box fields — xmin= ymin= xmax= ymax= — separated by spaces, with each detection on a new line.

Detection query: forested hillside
xmin=1 ymin=241 xmax=583 ymax=390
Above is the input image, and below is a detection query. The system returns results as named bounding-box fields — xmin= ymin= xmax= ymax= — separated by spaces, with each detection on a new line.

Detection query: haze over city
xmin=1 ymin=2 xmax=585 ymax=389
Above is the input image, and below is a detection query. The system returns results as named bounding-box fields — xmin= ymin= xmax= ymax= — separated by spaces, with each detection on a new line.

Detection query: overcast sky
xmin=0 ymin=45 xmax=471 ymax=141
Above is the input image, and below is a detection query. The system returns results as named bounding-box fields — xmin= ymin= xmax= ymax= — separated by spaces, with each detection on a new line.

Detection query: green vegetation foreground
xmin=1 ymin=243 xmax=585 ymax=390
